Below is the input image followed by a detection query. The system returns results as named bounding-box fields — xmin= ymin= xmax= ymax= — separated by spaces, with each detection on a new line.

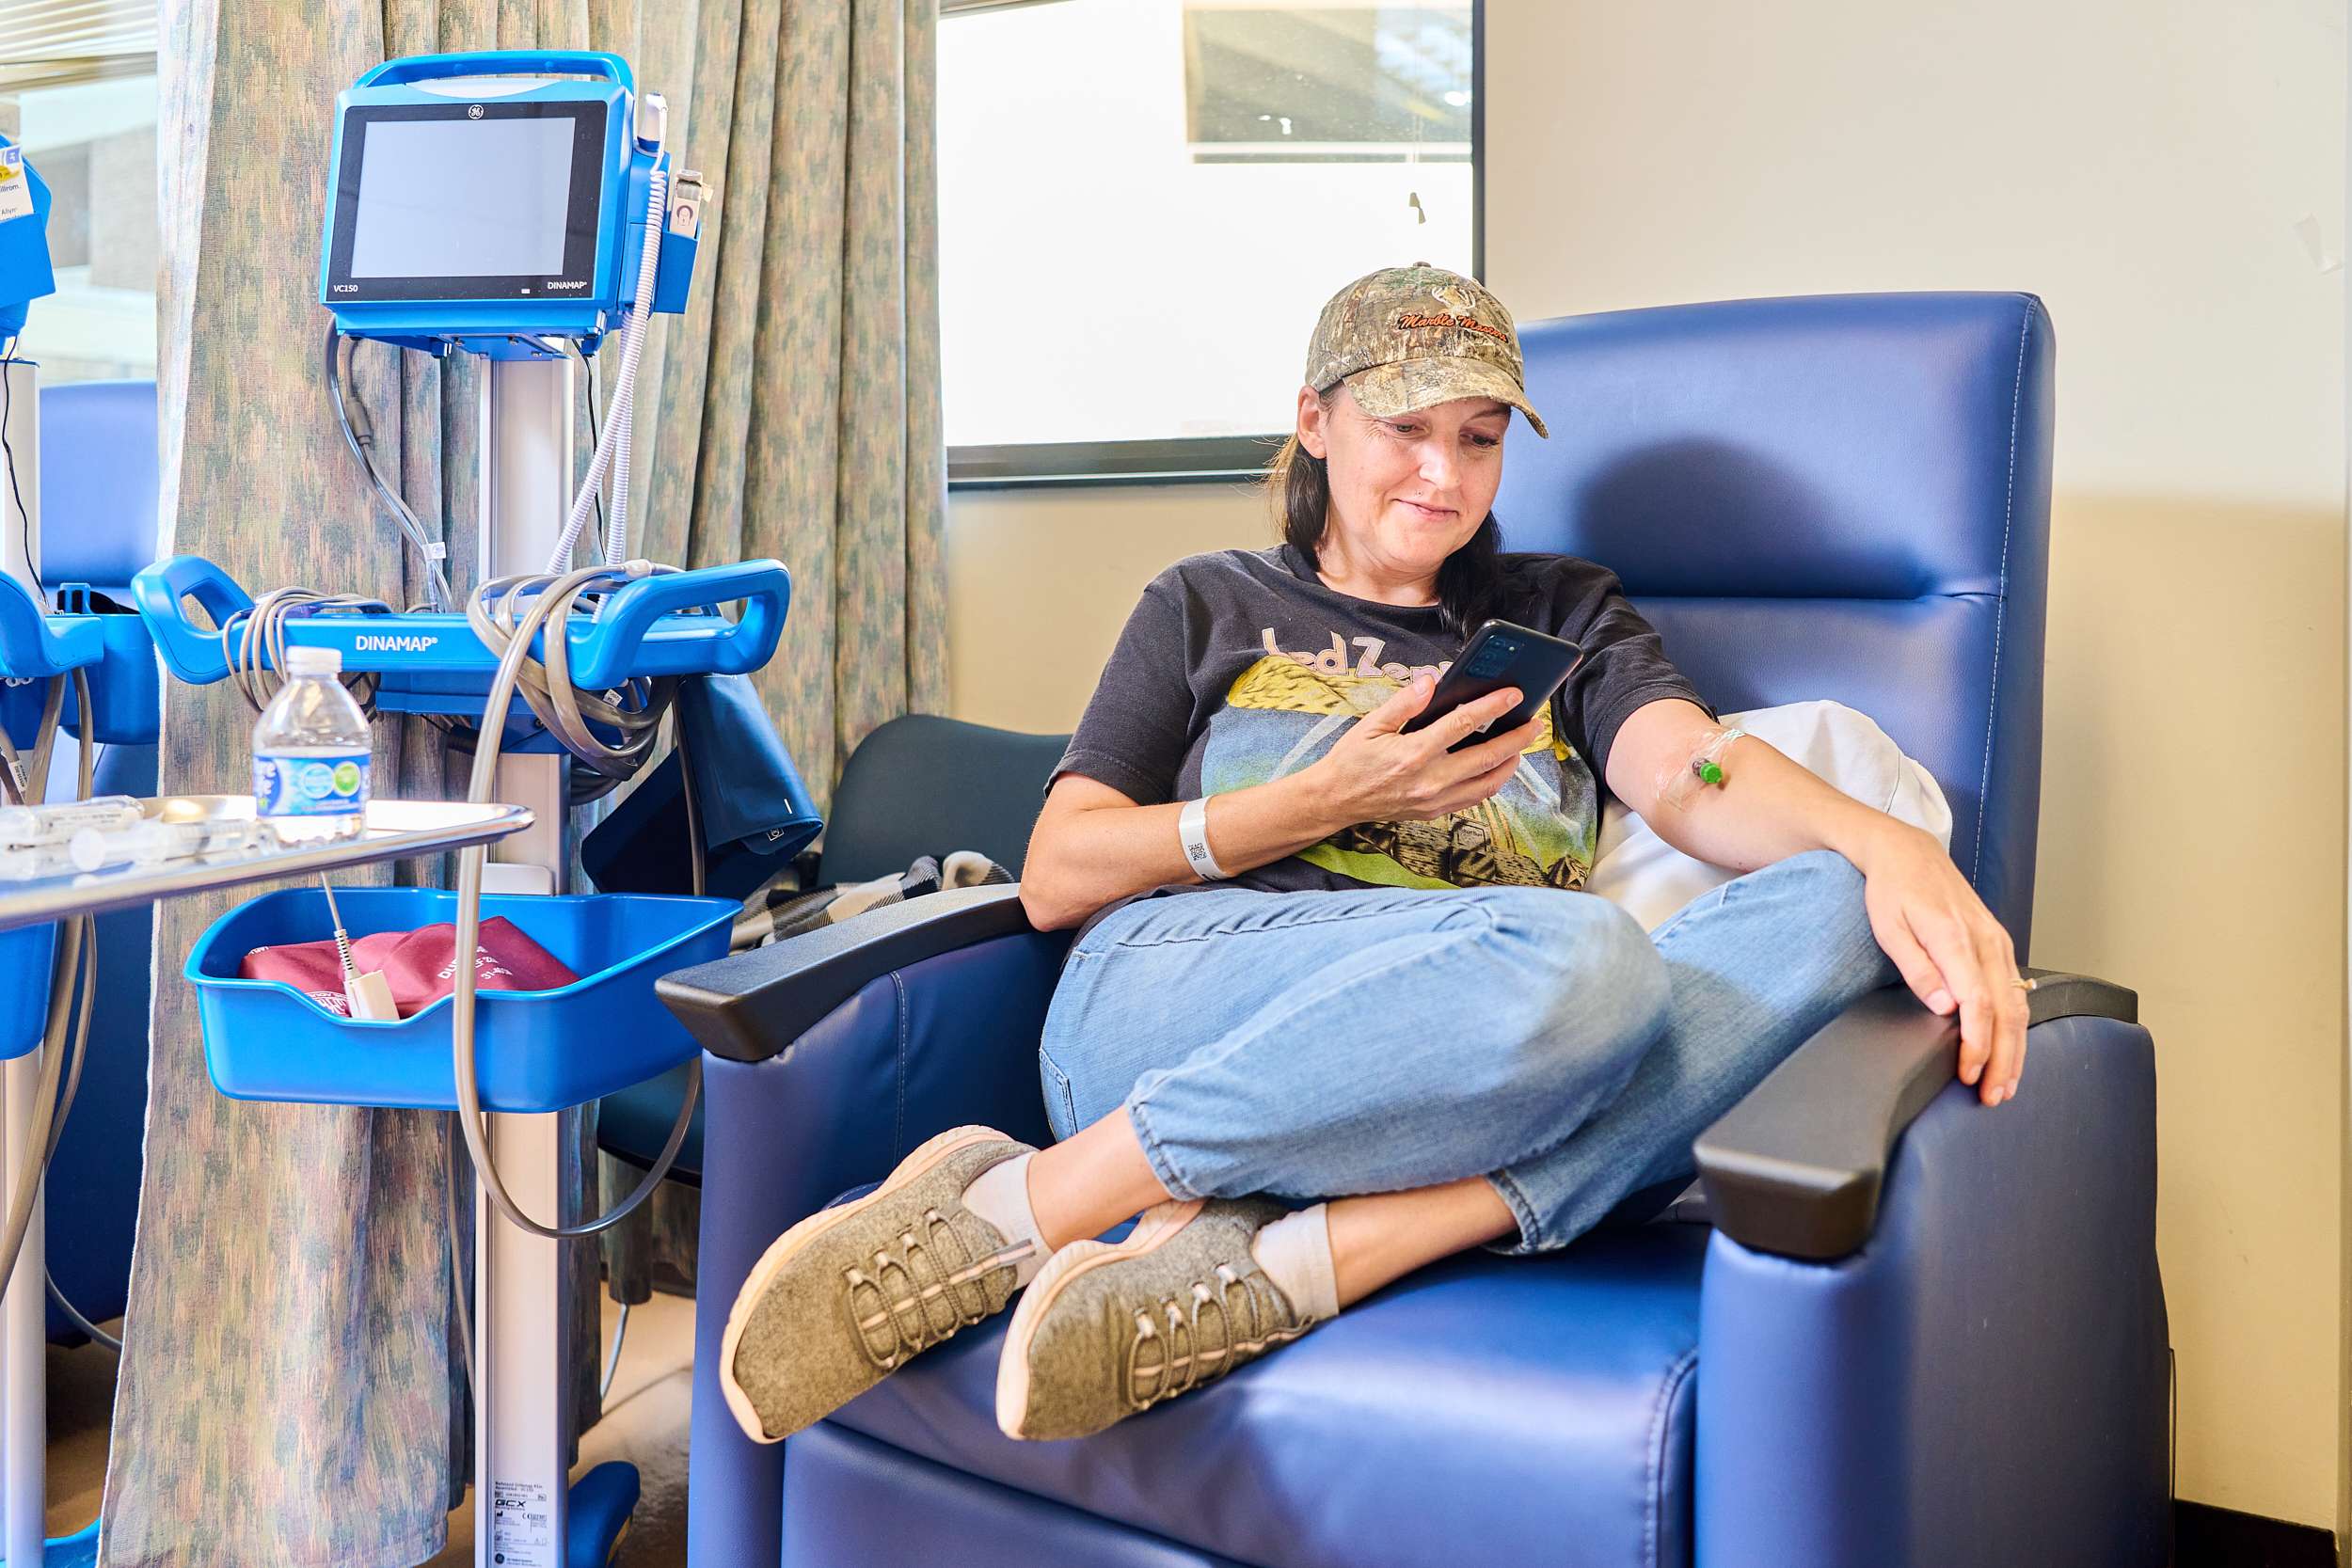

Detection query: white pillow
xmin=1583 ymin=700 xmax=1953 ymax=931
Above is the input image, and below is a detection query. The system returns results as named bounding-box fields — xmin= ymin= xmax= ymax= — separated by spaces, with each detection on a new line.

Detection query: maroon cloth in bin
xmin=237 ymin=916 xmax=580 ymax=1019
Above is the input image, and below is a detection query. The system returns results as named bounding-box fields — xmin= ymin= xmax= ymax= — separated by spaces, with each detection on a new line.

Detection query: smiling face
xmin=1296 ymin=382 xmax=1509 ymax=589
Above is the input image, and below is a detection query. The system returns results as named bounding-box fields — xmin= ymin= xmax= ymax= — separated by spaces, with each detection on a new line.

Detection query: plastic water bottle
xmin=252 ymin=646 xmax=371 ymax=843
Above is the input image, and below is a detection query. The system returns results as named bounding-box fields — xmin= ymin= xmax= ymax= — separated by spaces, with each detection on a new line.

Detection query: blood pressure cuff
xmin=238 ymin=916 xmax=579 ymax=1020
xmin=580 ymin=672 xmax=823 ymax=901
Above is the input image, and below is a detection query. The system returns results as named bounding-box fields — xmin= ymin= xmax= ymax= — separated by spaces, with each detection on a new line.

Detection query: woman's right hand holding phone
xmin=1304 ymin=675 xmax=1541 ymax=825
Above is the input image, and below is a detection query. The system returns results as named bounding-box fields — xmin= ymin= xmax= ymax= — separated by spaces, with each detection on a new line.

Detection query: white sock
xmin=1250 ymin=1203 xmax=1341 ymax=1323
xmin=961 ymin=1152 xmax=1049 ymax=1288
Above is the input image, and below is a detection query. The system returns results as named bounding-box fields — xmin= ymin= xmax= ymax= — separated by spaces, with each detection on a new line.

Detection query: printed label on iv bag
xmin=0 ymin=149 xmax=32 ymax=224
xmin=489 ymin=1479 xmax=552 ymax=1566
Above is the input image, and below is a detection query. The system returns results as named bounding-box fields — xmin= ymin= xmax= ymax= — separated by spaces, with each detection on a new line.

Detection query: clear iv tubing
xmin=547 ymin=159 xmax=666 ymax=574
xmin=448 ymin=562 xmax=701 ymax=1243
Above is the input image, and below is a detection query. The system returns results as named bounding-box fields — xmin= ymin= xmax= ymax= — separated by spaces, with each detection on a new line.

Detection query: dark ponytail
xmin=1265 ymin=390 xmax=1514 ymax=642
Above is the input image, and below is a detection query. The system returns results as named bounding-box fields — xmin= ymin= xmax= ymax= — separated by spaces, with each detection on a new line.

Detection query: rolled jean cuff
xmin=1125 ymin=1099 xmax=1205 ymax=1202
xmin=1482 ymin=1167 xmax=1550 ymax=1256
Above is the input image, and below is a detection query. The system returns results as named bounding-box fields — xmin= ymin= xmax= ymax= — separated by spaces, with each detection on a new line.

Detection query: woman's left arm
xmin=1605 ymin=697 xmax=2029 ymax=1108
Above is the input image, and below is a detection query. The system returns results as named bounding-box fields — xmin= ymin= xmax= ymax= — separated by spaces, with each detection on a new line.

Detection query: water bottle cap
xmin=285 ymin=645 xmax=342 ymax=677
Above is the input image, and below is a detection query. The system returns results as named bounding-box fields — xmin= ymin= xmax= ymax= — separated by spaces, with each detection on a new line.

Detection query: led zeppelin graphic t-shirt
xmin=1051 ymin=544 xmax=1710 ymax=930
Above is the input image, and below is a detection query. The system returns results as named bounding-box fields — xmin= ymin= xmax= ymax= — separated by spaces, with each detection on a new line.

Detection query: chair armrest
xmin=1694 ymin=1002 xmax=2167 ymax=1565
xmin=678 ymin=903 xmax=1067 ymax=1568
xmin=1692 ymin=972 xmax=2137 ymax=1260
xmin=656 ymin=884 xmax=1037 ymax=1063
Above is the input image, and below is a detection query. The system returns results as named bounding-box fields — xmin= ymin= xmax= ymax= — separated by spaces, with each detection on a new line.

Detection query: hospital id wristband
xmin=1179 ymin=796 xmax=1230 ymax=881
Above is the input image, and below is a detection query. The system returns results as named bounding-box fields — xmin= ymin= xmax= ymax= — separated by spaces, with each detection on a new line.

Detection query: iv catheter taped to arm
xmin=1655 ymin=724 xmax=1748 ymax=812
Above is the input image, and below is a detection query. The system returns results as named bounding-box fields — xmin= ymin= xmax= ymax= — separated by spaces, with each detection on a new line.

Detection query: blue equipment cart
xmin=129 ymin=47 xmax=781 ymax=1568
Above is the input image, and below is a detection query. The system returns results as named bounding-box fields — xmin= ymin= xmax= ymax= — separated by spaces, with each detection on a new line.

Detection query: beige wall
xmin=946 ymin=0 xmax=2347 ymax=1529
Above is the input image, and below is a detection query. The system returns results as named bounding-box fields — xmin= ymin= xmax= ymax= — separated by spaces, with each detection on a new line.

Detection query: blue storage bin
xmin=0 ymin=922 xmax=56 ymax=1061
xmin=187 ymin=887 xmax=735 ymax=1113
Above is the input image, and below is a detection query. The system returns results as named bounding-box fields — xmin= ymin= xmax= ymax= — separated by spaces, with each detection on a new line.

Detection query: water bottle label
xmin=255 ymin=753 xmax=369 ymax=817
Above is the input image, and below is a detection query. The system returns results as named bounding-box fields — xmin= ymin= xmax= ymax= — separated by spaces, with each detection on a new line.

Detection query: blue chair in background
xmin=38 ymin=377 xmax=159 ymax=1344
xmin=596 ymin=718 xmax=1068 ymax=1191
xmin=657 ymin=294 xmax=2169 ymax=1567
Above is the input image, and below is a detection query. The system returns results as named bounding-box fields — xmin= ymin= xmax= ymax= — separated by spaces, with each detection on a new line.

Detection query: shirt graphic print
xmin=1050 ymin=545 xmax=1708 ymax=921
xmin=1204 ymin=623 xmax=1597 ymax=892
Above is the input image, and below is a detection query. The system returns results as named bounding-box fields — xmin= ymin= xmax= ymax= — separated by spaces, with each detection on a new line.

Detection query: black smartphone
xmin=1399 ymin=619 xmax=1583 ymax=753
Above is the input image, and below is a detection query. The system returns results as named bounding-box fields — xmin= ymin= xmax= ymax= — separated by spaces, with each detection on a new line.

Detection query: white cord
xmin=605 ymin=168 xmax=665 ymax=567
xmin=548 ymin=157 xmax=667 ymax=574
xmin=600 ymin=1300 xmax=630 ymax=1401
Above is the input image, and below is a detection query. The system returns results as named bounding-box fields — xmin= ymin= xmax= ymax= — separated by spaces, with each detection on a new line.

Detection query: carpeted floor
xmin=50 ymin=1291 xmax=699 ymax=1566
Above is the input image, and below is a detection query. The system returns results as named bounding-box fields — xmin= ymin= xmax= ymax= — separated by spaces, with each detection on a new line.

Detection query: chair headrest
xmin=1489 ymin=292 xmax=2054 ymax=954
xmin=1495 ymin=293 xmax=2044 ymax=601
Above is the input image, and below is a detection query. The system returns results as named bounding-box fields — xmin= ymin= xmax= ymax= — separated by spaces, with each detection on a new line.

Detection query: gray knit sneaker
xmin=719 ymin=1125 xmax=1040 ymax=1443
xmin=994 ymin=1196 xmax=1319 ymax=1441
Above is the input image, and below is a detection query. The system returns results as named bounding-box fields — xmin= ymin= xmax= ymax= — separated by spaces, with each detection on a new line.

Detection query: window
xmin=938 ymin=0 xmax=1480 ymax=484
xmin=0 ymin=0 xmax=158 ymax=385
xmin=7 ymin=72 xmax=158 ymax=385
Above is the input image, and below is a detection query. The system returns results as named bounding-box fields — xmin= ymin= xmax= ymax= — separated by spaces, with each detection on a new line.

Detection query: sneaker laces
xmin=1123 ymin=1259 xmax=1313 ymax=1412
xmin=842 ymin=1207 xmax=1034 ymax=1370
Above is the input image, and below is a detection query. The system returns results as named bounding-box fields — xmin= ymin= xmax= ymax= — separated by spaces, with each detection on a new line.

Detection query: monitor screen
xmin=324 ymin=100 xmax=608 ymax=302
xmin=349 ymin=118 xmax=576 ymax=278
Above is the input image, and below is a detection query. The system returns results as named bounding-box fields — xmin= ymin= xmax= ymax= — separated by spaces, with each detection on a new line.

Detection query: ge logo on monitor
xmin=468 ymin=103 xmax=484 ymax=119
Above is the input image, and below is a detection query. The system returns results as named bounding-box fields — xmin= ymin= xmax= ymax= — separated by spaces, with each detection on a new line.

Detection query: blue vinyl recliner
xmin=657 ymin=293 xmax=2169 ymax=1567
xmin=39 ymin=377 xmax=160 ymax=1342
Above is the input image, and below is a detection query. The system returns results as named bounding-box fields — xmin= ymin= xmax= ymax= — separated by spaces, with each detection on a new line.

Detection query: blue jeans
xmin=1036 ymin=849 xmax=1893 ymax=1254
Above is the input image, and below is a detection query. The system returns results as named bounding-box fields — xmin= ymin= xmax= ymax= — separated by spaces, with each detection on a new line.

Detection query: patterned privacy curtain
xmin=644 ymin=0 xmax=949 ymax=781
xmin=106 ymin=2 xmax=944 ymax=1563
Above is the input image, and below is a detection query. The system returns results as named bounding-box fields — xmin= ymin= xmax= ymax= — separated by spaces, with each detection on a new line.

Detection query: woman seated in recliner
xmin=717 ymin=265 xmax=2031 ymax=1449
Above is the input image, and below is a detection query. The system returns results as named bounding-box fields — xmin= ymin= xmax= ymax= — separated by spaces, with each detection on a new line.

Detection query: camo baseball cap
xmin=1304 ymin=262 xmax=1549 ymax=438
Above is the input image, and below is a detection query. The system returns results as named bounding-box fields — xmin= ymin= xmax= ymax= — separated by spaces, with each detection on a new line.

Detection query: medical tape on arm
xmin=1655 ymin=725 xmax=1748 ymax=812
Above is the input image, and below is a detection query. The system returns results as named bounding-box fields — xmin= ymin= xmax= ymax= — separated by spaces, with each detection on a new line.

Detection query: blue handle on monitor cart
xmin=354 ymin=50 xmax=636 ymax=92
xmin=130 ymin=555 xmax=791 ymax=694
xmin=0 ymin=574 xmax=100 ymax=679
xmin=570 ymin=560 xmax=789 ymax=689
xmin=129 ymin=555 xmax=249 ymax=686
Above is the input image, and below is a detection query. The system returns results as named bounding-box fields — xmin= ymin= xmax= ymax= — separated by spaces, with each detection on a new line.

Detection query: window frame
xmin=941 ymin=0 xmax=1485 ymax=491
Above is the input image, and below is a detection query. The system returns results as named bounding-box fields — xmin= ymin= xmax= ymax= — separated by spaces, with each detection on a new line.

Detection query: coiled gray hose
xmin=222 ymin=588 xmax=384 ymax=717
xmin=462 ymin=569 xmax=677 ymax=791
xmin=448 ymin=562 xmax=702 ymax=1243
